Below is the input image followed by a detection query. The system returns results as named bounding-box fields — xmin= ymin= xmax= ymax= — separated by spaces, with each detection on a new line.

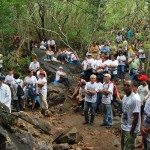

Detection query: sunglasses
xmin=123 ymin=84 xmax=131 ymax=87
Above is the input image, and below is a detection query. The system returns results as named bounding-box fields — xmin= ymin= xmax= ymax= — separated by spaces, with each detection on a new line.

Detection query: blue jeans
xmin=129 ymin=69 xmax=137 ymax=80
xmin=47 ymin=55 xmax=52 ymax=60
xmin=118 ymin=65 xmax=125 ymax=80
xmin=102 ymin=103 xmax=113 ymax=125
xmin=84 ymin=101 xmax=96 ymax=123
xmin=96 ymin=93 xmax=102 ymax=112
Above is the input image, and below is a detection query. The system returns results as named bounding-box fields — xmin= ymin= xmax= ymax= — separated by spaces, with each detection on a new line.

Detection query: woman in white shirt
xmin=24 ymin=70 xmax=38 ymax=111
xmin=37 ymin=71 xmax=48 ymax=110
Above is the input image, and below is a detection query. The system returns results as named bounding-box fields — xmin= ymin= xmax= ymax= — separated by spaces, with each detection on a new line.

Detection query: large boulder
xmin=34 ymin=48 xmax=81 ymax=83
xmin=0 ymin=126 xmax=16 ymax=150
xmin=57 ymin=127 xmax=82 ymax=144
xmin=47 ymin=84 xmax=67 ymax=107
xmin=17 ymin=111 xmax=51 ymax=134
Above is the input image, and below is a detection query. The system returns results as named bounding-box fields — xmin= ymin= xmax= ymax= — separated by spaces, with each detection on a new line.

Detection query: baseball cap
xmin=40 ymin=71 xmax=46 ymax=75
xmin=104 ymin=74 xmax=111 ymax=78
xmin=138 ymin=75 xmax=148 ymax=81
xmin=59 ymin=66 xmax=63 ymax=69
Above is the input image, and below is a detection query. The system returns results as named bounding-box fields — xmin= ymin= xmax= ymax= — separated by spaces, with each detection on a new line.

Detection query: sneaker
xmin=118 ymin=79 xmax=121 ymax=82
xmin=100 ymin=123 xmax=107 ymax=126
xmin=106 ymin=125 xmax=112 ymax=128
xmin=82 ymin=121 xmax=89 ymax=125
xmin=90 ymin=122 xmax=94 ymax=126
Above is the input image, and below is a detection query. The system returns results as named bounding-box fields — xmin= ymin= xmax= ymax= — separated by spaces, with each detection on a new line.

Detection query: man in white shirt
xmin=55 ymin=66 xmax=71 ymax=91
xmin=121 ymin=80 xmax=141 ymax=150
xmin=4 ymin=68 xmax=14 ymax=86
xmin=101 ymin=74 xmax=114 ymax=128
xmin=107 ymin=55 xmax=118 ymax=81
xmin=117 ymin=51 xmax=126 ymax=81
xmin=37 ymin=71 xmax=48 ymax=110
xmin=83 ymin=74 xmax=97 ymax=125
xmin=47 ymin=37 xmax=56 ymax=51
xmin=10 ymin=73 xmax=23 ymax=112
xmin=29 ymin=58 xmax=40 ymax=75
xmin=0 ymin=76 xmax=11 ymax=113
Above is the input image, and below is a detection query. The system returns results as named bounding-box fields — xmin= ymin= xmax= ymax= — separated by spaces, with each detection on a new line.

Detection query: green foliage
xmin=3 ymin=53 xmax=30 ymax=79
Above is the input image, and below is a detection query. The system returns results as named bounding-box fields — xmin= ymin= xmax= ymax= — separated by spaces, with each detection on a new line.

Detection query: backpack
xmin=28 ymin=85 xmax=35 ymax=96
xmin=14 ymin=80 xmax=24 ymax=97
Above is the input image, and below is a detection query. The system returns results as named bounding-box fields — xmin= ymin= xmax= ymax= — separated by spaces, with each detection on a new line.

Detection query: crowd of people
xmin=0 ymin=25 xmax=150 ymax=150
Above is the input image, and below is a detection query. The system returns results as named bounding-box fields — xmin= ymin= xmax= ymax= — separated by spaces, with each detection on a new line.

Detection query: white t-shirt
xmin=144 ymin=98 xmax=150 ymax=141
xmin=138 ymin=49 xmax=145 ymax=58
xmin=121 ymin=92 xmax=141 ymax=133
xmin=47 ymin=40 xmax=55 ymax=45
xmin=86 ymin=58 xmax=95 ymax=70
xmin=91 ymin=59 xmax=102 ymax=73
xmin=24 ymin=76 xmax=37 ymax=86
xmin=108 ymin=60 xmax=118 ymax=74
xmin=100 ymin=61 xmax=108 ymax=72
xmin=37 ymin=77 xmax=47 ymax=93
xmin=29 ymin=62 xmax=40 ymax=70
xmin=11 ymin=79 xmax=23 ymax=100
xmin=5 ymin=74 xmax=14 ymax=84
xmin=0 ymin=83 xmax=11 ymax=113
xmin=117 ymin=55 xmax=126 ymax=65
xmin=82 ymin=60 xmax=88 ymax=71
xmin=55 ymin=70 xmax=62 ymax=81
xmin=97 ymin=82 xmax=103 ymax=90
xmin=137 ymin=85 xmax=149 ymax=104
xmin=79 ymin=87 xmax=85 ymax=96
xmin=102 ymin=82 xmax=114 ymax=104
xmin=85 ymin=82 xmax=98 ymax=103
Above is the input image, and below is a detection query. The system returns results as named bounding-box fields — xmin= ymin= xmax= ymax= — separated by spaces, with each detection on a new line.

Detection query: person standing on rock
xmin=0 ymin=76 xmax=11 ymax=113
xmin=37 ymin=71 xmax=48 ymax=110
xmin=55 ymin=66 xmax=71 ymax=91
xmin=121 ymin=80 xmax=141 ymax=150
xmin=4 ymin=68 xmax=14 ymax=86
xmin=24 ymin=70 xmax=38 ymax=111
xmin=83 ymin=74 xmax=97 ymax=125
xmin=101 ymin=74 xmax=114 ymax=128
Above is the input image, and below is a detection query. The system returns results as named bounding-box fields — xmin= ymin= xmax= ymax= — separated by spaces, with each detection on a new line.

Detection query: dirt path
xmin=58 ymin=111 xmax=121 ymax=150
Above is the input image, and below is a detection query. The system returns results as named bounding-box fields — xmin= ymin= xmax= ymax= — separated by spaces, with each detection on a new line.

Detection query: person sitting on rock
xmin=55 ymin=66 xmax=71 ymax=91
xmin=47 ymin=37 xmax=56 ymax=52
xmin=29 ymin=58 xmax=40 ymax=76
xmin=56 ymin=49 xmax=68 ymax=64
xmin=68 ymin=75 xmax=86 ymax=99
xmin=46 ymin=48 xmax=54 ymax=61
xmin=40 ymin=39 xmax=47 ymax=50
xmin=70 ymin=51 xmax=81 ymax=65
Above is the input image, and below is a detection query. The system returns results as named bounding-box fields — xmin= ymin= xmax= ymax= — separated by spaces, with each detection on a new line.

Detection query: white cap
xmin=104 ymin=73 xmax=111 ymax=78
xmin=59 ymin=66 xmax=63 ymax=69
